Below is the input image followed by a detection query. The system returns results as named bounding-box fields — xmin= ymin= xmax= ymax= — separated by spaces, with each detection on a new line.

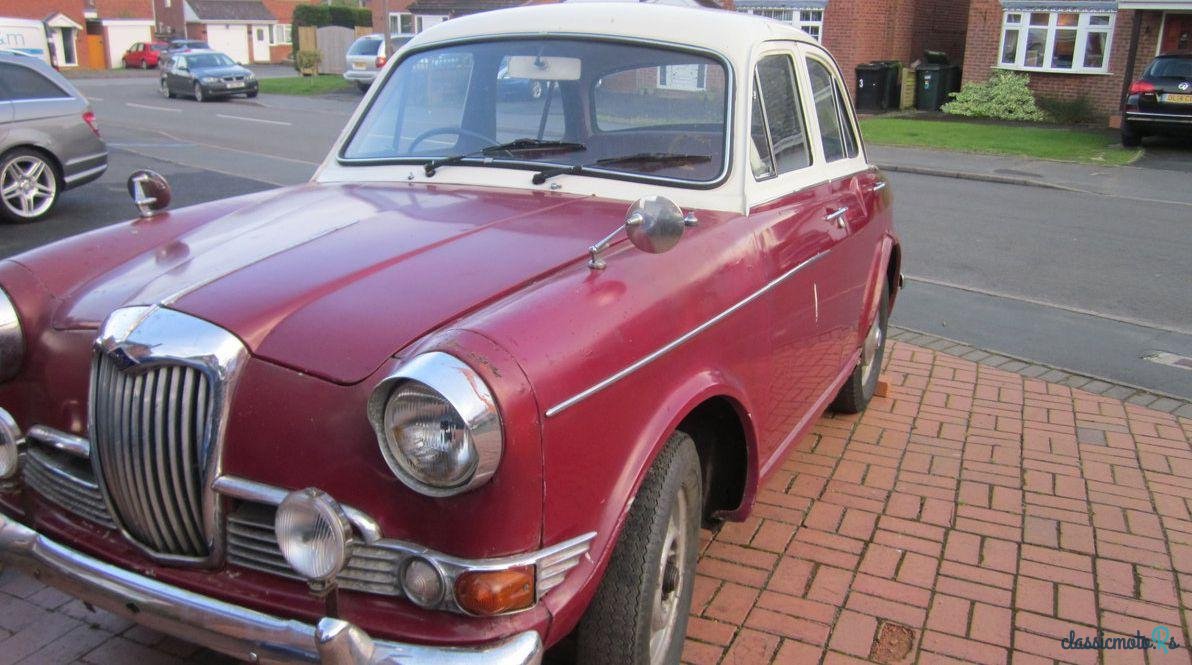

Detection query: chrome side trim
xmin=0 ymin=512 xmax=544 ymax=665
xmin=545 ymin=251 xmax=828 ymax=417
xmin=63 ymin=163 xmax=108 ymax=185
xmin=65 ymin=151 xmax=108 ymax=167
xmin=213 ymin=475 xmax=383 ymax=543
xmin=26 ymin=425 xmax=90 ymax=458
xmin=1125 ymin=110 xmax=1192 ymax=120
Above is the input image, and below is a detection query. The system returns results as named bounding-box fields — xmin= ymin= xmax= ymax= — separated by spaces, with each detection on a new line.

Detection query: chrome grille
xmin=22 ymin=447 xmax=117 ymax=530
xmin=91 ymin=353 xmax=212 ymax=558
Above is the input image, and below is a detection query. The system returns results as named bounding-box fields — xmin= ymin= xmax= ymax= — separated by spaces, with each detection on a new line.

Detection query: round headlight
xmin=0 ymin=287 xmax=24 ymax=383
xmin=401 ymin=557 xmax=445 ymax=608
xmin=0 ymin=409 xmax=20 ymax=480
xmin=368 ymin=352 xmax=503 ymax=497
xmin=275 ymin=488 xmax=353 ymax=582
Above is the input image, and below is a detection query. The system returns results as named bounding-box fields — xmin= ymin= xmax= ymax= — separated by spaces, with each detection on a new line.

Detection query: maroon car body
xmin=0 ymin=5 xmax=899 ymax=664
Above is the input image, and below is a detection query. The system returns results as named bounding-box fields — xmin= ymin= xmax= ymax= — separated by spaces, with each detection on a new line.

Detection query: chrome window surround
xmin=215 ymin=475 xmax=595 ymax=616
xmin=0 ymin=287 xmax=23 ymax=383
xmin=366 ymin=352 xmax=503 ymax=498
xmin=90 ymin=306 xmax=249 ymax=568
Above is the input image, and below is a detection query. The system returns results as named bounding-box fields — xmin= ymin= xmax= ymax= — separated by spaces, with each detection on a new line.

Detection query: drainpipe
xmin=1119 ymin=10 xmax=1143 ymax=114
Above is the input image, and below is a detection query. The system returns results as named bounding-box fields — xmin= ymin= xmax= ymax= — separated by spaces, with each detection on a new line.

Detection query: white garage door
xmin=104 ymin=21 xmax=151 ymax=68
xmin=205 ymin=25 xmax=250 ymax=64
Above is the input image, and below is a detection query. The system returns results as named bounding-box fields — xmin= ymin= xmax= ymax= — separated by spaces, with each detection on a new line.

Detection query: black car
xmin=159 ymin=50 xmax=258 ymax=102
xmin=1122 ymin=53 xmax=1192 ymax=146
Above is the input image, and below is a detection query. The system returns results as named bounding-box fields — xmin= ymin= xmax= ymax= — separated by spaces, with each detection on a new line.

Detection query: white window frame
xmin=270 ymin=23 xmax=291 ymax=45
xmin=389 ymin=12 xmax=446 ymax=36
xmin=997 ymin=10 xmax=1115 ymax=75
xmin=738 ymin=7 xmax=824 ymax=42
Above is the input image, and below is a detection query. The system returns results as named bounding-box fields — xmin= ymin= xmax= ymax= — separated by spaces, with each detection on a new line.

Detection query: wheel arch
xmin=1 ymin=143 xmax=64 ymax=187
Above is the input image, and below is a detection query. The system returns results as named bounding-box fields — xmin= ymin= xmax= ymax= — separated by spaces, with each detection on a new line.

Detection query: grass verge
xmin=258 ymin=75 xmax=354 ymax=96
xmin=859 ymin=117 xmax=1141 ymax=165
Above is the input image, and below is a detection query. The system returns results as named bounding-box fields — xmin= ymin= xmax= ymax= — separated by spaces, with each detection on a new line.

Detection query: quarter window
xmin=999 ymin=11 xmax=1114 ymax=73
xmin=806 ymin=58 xmax=858 ymax=162
xmin=750 ymin=54 xmax=811 ymax=179
xmin=0 ymin=63 xmax=70 ymax=100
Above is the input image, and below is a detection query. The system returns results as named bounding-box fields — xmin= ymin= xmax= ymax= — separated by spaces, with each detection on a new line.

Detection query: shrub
xmin=292 ymin=5 xmax=331 ymax=27
xmin=942 ymin=71 xmax=1049 ymax=121
xmin=295 ymin=50 xmax=322 ymax=75
xmin=1037 ymin=95 xmax=1098 ymax=124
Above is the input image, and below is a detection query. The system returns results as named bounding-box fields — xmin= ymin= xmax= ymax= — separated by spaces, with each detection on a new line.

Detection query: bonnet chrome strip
xmin=545 ymin=251 xmax=827 ymax=418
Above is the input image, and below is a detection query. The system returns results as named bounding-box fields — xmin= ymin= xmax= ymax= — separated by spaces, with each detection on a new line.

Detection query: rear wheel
xmin=0 ymin=148 xmax=60 ymax=224
xmin=1121 ymin=123 xmax=1143 ymax=147
xmin=576 ymin=432 xmax=701 ymax=665
xmin=831 ymin=285 xmax=889 ymax=414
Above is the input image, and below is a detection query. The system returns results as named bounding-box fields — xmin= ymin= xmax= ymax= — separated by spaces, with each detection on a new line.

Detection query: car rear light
xmin=82 ymin=111 xmax=101 ymax=137
xmin=375 ymin=55 xmax=387 ymax=68
xmin=1129 ymin=80 xmax=1156 ymax=94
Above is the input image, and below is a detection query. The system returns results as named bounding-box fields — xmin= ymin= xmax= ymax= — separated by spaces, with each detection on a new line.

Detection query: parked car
xmin=0 ymin=5 xmax=898 ymax=664
xmin=344 ymin=34 xmax=413 ymax=91
xmin=159 ymin=50 xmax=258 ymax=102
xmin=1122 ymin=53 xmax=1192 ymax=146
xmin=0 ymin=53 xmax=107 ymax=223
xmin=498 ymin=60 xmax=547 ymax=100
xmin=166 ymin=38 xmax=210 ymax=54
xmin=122 ymin=41 xmax=169 ymax=69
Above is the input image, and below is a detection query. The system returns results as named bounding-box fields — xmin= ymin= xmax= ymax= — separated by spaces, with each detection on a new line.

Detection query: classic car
xmin=0 ymin=4 xmax=899 ymax=664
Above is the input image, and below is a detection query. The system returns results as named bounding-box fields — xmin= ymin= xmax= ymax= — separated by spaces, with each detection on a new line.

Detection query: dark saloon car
xmin=159 ymin=50 xmax=258 ymax=102
xmin=1122 ymin=53 xmax=1192 ymax=146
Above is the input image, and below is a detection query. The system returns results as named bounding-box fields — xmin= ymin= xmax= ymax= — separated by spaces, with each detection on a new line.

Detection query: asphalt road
xmin=2 ymin=75 xmax=1189 ymax=399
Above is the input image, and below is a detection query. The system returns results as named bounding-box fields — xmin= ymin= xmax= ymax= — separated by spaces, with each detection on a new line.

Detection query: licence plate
xmin=1163 ymin=93 xmax=1192 ymax=104
xmin=227 ymin=81 xmax=245 ymax=89
xmin=353 ymin=62 xmax=366 ymax=70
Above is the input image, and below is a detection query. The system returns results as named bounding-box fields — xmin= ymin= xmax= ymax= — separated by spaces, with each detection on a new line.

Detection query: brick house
xmin=0 ymin=0 xmax=154 ymax=68
xmin=962 ymin=1 xmax=1192 ymax=121
xmin=151 ymin=0 xmax=279 ymax=63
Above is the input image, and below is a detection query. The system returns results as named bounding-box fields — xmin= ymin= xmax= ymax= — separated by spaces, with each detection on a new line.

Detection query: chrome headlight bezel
xmin=275 ymin=487 xmax=354 ymax=582
xmin=0 ymin=287 xmax=24 ymax=383
xmin=367 ymin=352 xmax=503 ymax=498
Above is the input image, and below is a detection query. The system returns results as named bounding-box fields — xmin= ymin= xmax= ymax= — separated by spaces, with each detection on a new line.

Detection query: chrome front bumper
xmin=0 ymin=513 xmax=543 ymax=665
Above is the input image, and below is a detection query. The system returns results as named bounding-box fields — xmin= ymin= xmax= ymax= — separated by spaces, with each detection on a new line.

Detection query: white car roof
xmin=407 ymin=3 xmax=817 ymax=64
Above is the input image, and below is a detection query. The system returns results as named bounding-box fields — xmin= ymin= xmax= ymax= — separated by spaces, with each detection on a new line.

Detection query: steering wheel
xmin=407 ymin=126 xmax=498 ymax=153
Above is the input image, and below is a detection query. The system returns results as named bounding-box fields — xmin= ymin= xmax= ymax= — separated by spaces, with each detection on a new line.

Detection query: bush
xmin=328 ymin=6 xmax=372 ymax=28
xmin=295 ymin=50 xmax=322 ymax=75
xmin=1037 ymin=95 xmax=1098 ymax=124
xmin=292 ymin=5 xmax=331 ymax=27
xmin=942 ymin=71 xmax=1049 ymax=121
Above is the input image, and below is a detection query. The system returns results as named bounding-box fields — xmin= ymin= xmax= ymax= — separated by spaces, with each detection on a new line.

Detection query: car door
xmin=798 ymin=45 xmax=876 ymax=368
xmin=168 ymin=56 xmax=187 ymax=94
xmin=745 ymin=46 xmax=841 ymax=463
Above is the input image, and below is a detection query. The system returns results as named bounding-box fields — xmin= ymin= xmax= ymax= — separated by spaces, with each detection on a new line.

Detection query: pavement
xmin=1 ymin=327 xmax=1190 ymax=664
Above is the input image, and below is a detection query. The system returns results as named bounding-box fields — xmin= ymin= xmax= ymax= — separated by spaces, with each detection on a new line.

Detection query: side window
xmin=0 ymin=64 xmax=69 ymax=101
xmin=806 ymin=58 xmax=858 ymax=162
xmin=751 ymin=53 xmax=811 ymax=179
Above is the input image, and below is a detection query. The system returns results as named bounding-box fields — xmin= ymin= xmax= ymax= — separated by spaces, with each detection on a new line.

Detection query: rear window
xmin=349 ymin=38 xmax=383 ymax=56
xmin=1148 ymin=57 xmax=1192 ymax=79
xmin=152 ymin=44 xmax=168 ymax=51
xmin=0 ymin=63 xmax=70 ymax=101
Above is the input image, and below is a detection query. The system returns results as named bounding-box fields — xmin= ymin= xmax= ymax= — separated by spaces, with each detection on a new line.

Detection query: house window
xmin=739 ymin=7 xmax=824 ymax=41
xmin=271 ymin=23 xmax=291 ymax=44
xmin=999 ymin=11 xmax=1114 ymax=74
xmin=388 ymin=13 xmax=446 ymax=36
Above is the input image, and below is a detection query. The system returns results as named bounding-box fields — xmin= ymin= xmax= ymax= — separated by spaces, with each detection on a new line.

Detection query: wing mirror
xmin=588 ymin=196 xmax=698 ymax=270
xmin=127 ymin=170 xmax=172 ymax=217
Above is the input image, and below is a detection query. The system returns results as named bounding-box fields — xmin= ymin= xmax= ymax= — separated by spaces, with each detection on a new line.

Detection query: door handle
xmin=825 ymin=206 xmax=849 ymax=229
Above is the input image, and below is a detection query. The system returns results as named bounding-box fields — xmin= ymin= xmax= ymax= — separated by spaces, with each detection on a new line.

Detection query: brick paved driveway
xmin=1 ymin=340 xmax=1189 ymax=664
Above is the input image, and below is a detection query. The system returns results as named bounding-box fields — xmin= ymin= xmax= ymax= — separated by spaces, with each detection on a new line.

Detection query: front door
xmin=251 ymin=26 xmax=270 ymax=63
xmin=1162 ymin=14 xmax=1191 ymax=53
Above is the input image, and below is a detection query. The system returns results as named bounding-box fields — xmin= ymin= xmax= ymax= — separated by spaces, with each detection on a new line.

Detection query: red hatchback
xmin=122 ymin=41 xmax=168 ymax=69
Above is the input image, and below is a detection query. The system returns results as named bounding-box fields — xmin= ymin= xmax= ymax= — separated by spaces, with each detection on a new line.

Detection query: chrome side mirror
xmin=127 ymin=170 xmax=171 ymax=218
xmin=589 ymin=196 xmax=698 ymax=270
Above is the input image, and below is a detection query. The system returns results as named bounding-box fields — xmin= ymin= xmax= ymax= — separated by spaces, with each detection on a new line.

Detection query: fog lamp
xmin=275 ymin=488 xmax=353 ymax=582
xmin=454 ymin=566 xmax=536 ymax=616
xmin=402 ymin=557 xmax=445 ymax=608
xmin=0 ymin=409 xmax=19 ymax=480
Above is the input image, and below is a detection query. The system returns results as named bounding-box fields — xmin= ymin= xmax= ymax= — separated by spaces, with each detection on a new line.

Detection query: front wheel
xmin=0 ymin=148 xmax=60 ymax=224
xmin=576 ymin=432 xmax=701 ymax=665
xmin=160 ymin=78 xmax=174 ymax=98
xmin=246 ymin=90 xmax=258 ymax=98
xmin=194 ymin=83 xmax=206 ymax=102
xmin=831 ymin=285 xmax=889 ymax=414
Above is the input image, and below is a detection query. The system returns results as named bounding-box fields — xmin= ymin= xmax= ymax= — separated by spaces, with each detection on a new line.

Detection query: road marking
xmin=103 ymin=121 xmax=321 ymax=167
xmin=1143 ymin=351 xmax=1192 ymax=372
xmin=125 ymin=102 xmax=181 ymax=113
xmin=903 ymin=274 xmax=1192 ymax=336
xmin=216 ymin=114 xmax=292 ymax=126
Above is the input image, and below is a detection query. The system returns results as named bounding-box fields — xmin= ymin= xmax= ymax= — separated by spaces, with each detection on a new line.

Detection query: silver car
xmin=344 ymin=34 xmax=412 ymax=91
xmin=0 ymin=53 xmax=107 ymax=223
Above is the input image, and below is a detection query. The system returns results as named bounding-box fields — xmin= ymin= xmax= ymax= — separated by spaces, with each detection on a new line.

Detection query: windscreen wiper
xmin=424 ymin=139 xmax=587 ymax=177
xmin=531 ymin=152 xmax=712 ymax=184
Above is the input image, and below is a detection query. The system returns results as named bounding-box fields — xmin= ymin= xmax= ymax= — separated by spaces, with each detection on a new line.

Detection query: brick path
xmin=1 ymin=340 xmax=1189 ymax=664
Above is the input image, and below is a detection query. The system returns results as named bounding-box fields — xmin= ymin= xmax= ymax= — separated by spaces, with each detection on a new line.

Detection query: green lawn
xmin=859 ymin=117 xmax=1141 ymax=165
xmin=257 ymin=75 xmax=355 ymax=96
